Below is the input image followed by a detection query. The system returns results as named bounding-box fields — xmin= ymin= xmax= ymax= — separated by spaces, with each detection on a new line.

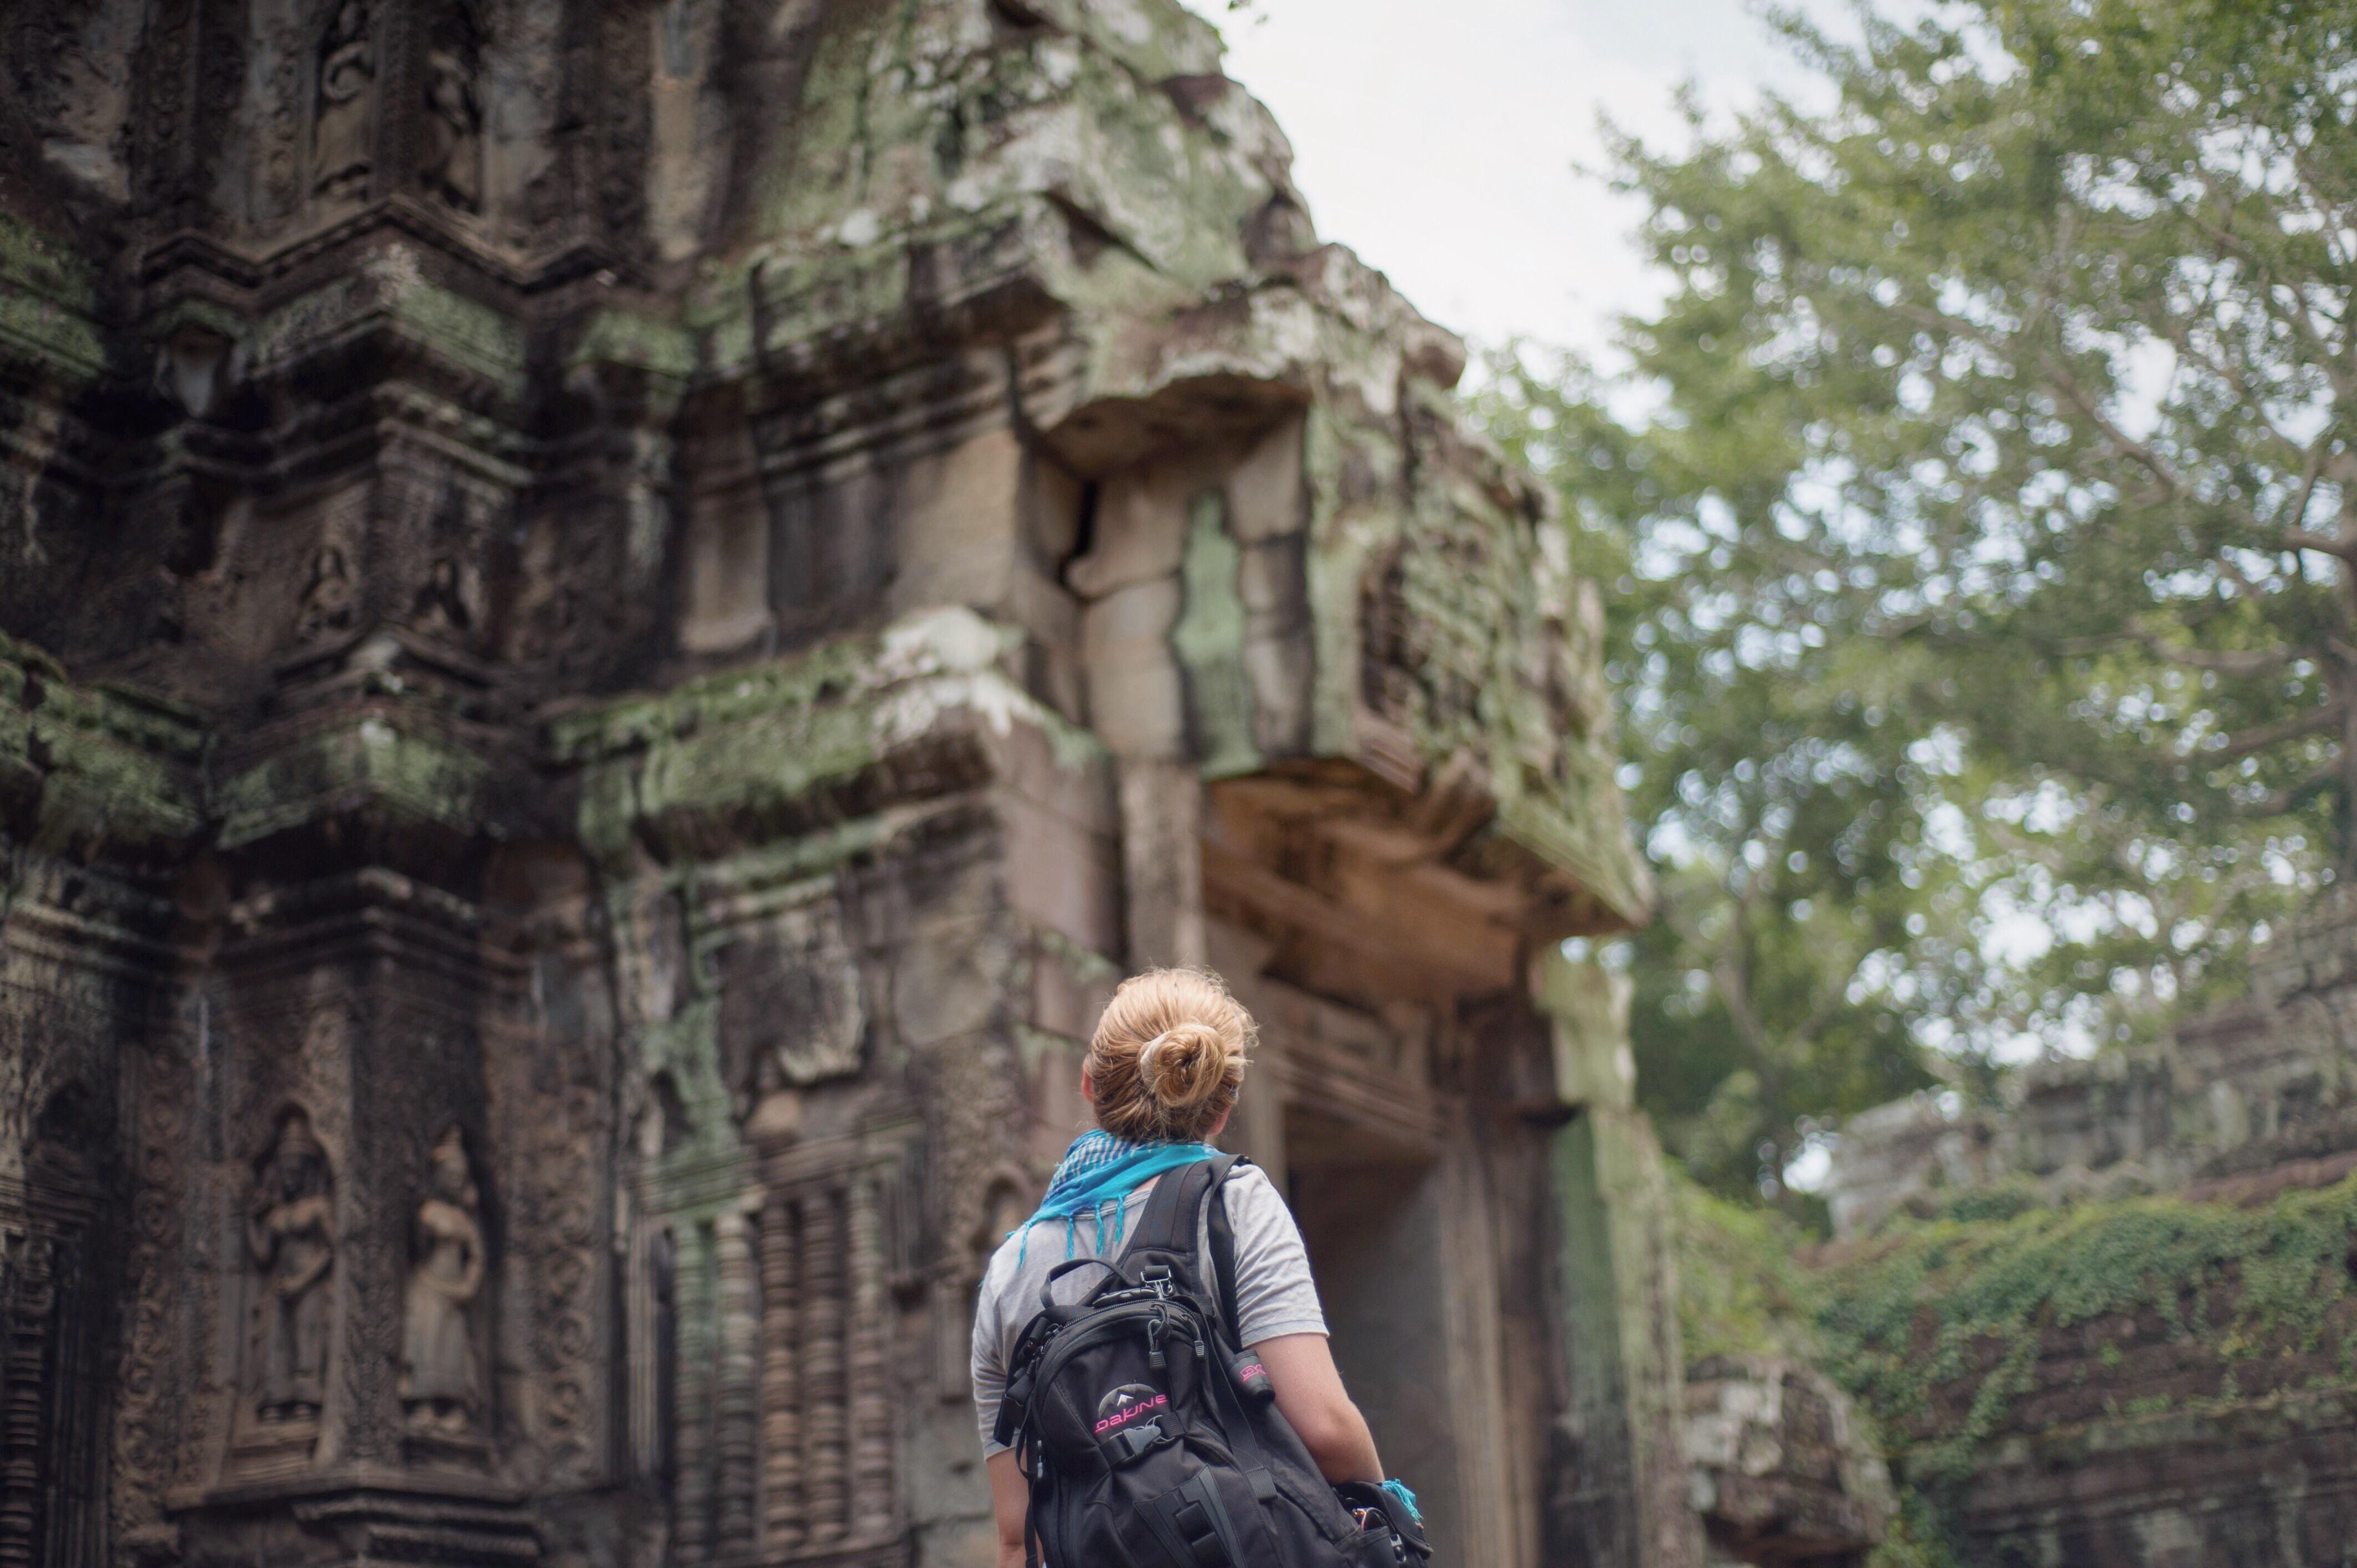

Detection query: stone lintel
xmin=557 ymin=606 xmax=1107 ymax=873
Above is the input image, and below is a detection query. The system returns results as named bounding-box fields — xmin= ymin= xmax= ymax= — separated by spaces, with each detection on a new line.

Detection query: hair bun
xmin=1085 ymin=968 xmax=1256 ymax=1143
xmin=1138 ymin=1020 xmax=1228 ymax=1111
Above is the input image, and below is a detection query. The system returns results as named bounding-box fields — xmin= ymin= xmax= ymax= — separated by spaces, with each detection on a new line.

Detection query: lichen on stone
xmin=559 ymin=606 xmax=1102 ymax=873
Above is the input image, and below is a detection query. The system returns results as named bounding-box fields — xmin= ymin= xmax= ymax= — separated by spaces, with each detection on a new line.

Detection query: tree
xmin=1480 ymin=350 xmax=1960 ymax=1204
xmin=1485 ymin=0 xmax=2357 ymax=1199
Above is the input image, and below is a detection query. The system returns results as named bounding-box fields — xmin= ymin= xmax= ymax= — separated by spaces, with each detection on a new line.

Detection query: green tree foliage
xmin=1482 ymin=0 xmax=2357 ymax=1201
xmin=1480 ymin=355 xmax=1959 ymax=1204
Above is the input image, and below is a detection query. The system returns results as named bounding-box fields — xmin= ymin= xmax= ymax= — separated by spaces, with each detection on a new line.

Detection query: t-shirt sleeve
xmin=971 ymin=1242 xmax=1014 ymax=1456
xmin=1219 ymin=1165 xmax=1327 ymax=1346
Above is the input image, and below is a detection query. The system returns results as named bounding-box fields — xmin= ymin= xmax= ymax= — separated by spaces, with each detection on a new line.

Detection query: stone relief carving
xmin=718 ymin=896 xmax=868 ymax=1103
xmin=420 ymin=18 xmax=483 ymax=214
xmin=400 ymin=1127 xmax=485 ymax=1435
xmin=246 ymin=1107 xmax=334 ymax=1427
xmin=409 ymin=555 xmax=473 ymax=638
xmin=110 ymin=1048 xmax=188 ymax=1550
xmin=523 ymin=1085 xmax=604 ymax=1484
xmin=312 ymin=2 xmax=375 ymax=199
xmin=260 ymin=14 xmax=306 ymax=218
xmin=296 ymin=544 xmax=357 ymax=642
xmin=11 ymin=0 xmax=146 ymax=203
xmin=0 ymin=1227 xmax=61 ymax=1568
xmin=0 ymin=1084 xmax=110 ymax=1568
xmin=0 ymin=2 xmax=1686 ymax=1562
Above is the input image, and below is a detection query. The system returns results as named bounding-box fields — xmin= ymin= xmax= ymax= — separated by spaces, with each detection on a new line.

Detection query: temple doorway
xmin=1285 ymin=1139 xmax=1462 ymax=1557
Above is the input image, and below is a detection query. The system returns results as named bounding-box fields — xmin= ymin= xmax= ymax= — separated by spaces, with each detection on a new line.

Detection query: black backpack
xmin=992 ymin=1155 xmax=1433 ymax=1568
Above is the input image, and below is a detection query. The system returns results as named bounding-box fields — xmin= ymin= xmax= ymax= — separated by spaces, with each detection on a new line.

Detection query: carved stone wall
xmin=0 ymin=4 xmax=1671 ymax=1567
xmin=1818 ymin=892 xmax=2357 ymax=1562
xmin=1828 ymin=889 xmax=2357 ymax=1238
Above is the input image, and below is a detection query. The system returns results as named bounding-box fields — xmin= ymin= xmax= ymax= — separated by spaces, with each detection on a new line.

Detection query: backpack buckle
xmin=1115 ymin=1418 xmax=1166 ymax=1461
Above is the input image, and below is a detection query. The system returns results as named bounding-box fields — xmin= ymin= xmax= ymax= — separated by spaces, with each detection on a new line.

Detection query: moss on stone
xmin=741 ymin=0 xmax=1270 ymax=341
xmin=1674 ymin=1174 xmax=1824 ymax=1368
xmin=246 ymin=248 xmax=528 ymax=403
xmin=0 ymin=212 xmax=99 ymax=314
xmin=0 ymin=632 xmax=207 ymax=855
xmin=1812 ymin=1178 xmax=2357 ymax=1481
xmin=0 ymin=212 xmax=106 ymax=380
xmin=1298 ymin=404 xmax=1374 ymax=759
xmin=1171 ymin=488 xmax=1259 ymax=778
xmin=212 ymin=713 xmax=494 ymax=849
xmin=1007 ymin=0 xmax=1222 ymax=83
xmin=570 ymin=307 xmax=697 ymax=384
xmin=558 ymin=607 xmax=1103 ymax=873
xmin=1681 ymin=1173 xmax=2357 ymax=1562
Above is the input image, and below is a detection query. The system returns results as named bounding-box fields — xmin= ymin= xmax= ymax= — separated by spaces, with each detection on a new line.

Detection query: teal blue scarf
xmin=1014 ymin=1129 xmax=1219 ymax=1263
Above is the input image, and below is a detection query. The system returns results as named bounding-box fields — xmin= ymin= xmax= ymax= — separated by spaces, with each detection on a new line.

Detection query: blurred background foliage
xmin=1471 ymin=0 xmax=2357 ymax=1215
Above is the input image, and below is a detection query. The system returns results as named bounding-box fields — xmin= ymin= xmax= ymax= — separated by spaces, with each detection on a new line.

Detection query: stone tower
xmin=0 ymin=2 xmax=1687 ymax=1565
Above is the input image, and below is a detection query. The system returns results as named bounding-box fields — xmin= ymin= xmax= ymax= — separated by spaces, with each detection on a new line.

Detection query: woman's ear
xmin=1080 ymin=1070 xmax=1096 ymax=1105
xmin=1207 ymin=1107 xmax=1232 ymax=1141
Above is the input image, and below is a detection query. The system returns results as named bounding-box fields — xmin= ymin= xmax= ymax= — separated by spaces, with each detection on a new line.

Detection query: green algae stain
xmin=571 ymin=307 xmax=697 ymax=382
xmin=0 ymin=634 xmax=208 ymax=855
xmin=560 ymin=611 xmax=1108 ymax=876
xmin=0 ymin=213 xmax=106 ymax=379
xmin=211 ymin=715 xmax=492 ymax=850
xmin=1171 ymin=489 xmax=1259 ymax=780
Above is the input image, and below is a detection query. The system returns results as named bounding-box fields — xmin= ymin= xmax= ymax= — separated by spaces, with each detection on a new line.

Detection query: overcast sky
xmin=1183 ymin=0 xmax=1858 ymax=364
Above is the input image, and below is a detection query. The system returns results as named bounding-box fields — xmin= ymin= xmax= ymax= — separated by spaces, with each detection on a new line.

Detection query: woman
xmin=970 ymin=968 xmax=1418 ymax=1567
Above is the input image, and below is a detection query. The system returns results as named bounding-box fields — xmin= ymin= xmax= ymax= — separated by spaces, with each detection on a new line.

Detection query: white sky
xmin=1183 ymin=0 xmax=1859 ymax=363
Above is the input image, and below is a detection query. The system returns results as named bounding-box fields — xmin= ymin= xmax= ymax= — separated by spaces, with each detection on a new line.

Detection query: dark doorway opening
xmin=1284 ymin=1107 xmax=1462 ymax=1563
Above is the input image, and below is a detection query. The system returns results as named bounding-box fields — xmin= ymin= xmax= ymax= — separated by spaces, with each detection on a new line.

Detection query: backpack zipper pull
xmin=1147 ymin=1311 xmax=1167 ymax=1371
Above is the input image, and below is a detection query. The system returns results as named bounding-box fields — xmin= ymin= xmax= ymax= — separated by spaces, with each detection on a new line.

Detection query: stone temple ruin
xmin=1823 ymin=888 xmax=2357 ymax=1561
xmin=0 ymin=3 xmax=1761 ymax=1566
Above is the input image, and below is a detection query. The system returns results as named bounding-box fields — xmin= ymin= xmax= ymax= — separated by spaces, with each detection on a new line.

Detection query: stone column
xmin=713 ymin=1209 xmax=759 ymax=1564
xmin=1532 ymin=948 xmax=1704 ymax=1568
xmin=758 ymin=1195 xmax=804 ymax=1555
xmin=1116 ymin=759 xmax=1207 ymax=971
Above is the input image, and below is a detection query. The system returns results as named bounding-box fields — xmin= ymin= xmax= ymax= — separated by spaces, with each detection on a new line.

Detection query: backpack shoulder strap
xmin=1123 ymin=1154 xmax=1228 ymax=1257
xmin=1124 ymin=1154 xmax=1250 ymax=1332
xmin=1203 ymin=1155 xmax=1251 ymax=1344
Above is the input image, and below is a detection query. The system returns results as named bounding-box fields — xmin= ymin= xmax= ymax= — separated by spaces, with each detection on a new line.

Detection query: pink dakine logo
xmin=1093 ymin=1384 xmax=1167 ymax=1434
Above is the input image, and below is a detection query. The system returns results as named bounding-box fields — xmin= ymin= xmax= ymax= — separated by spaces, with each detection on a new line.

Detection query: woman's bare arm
xmin=986 ymin=1450 xmax=1028 ymax=1568
xmin=1253 ymin=1332 xmax=1383 ymax=1484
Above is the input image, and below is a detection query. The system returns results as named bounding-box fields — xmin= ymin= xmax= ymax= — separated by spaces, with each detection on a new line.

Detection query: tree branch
xmin=2241 ymin=753 xmax=2344 ymax=816
xmin=2280 ymin=528 xmax=2357 ymax=560
xmin=1897 ymin=297 xmax=2341 ymax=561
xmin=2128 ymin=630 xmax=2295 ymax=676
xmin=2177 ymin=173 xmax=2355 ymax=404
xmin=2212 ymin=699 xmax=2348 ymax=760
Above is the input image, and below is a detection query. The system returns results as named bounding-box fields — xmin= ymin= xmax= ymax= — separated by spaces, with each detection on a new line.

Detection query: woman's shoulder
xmin=980 ymin=1221 xmax=1035 ymax=1293
xmin=1221 ymin=1158 xmax=1277 ymax=1198
xmin=1217 ymin=1159 xmax=1294 ymax=1225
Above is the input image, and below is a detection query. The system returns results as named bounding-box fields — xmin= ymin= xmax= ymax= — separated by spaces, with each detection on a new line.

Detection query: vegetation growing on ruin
xmin=0 ymin=211 xmax=104 ymax=378
xmin=1679 ymin=1170 xmax=2357 ymax=1562
xmin=1817 ymin=1177 xmax=2357 ymax=1473
xmin=1672 ymin=1174 xmax=1823 ymax=1367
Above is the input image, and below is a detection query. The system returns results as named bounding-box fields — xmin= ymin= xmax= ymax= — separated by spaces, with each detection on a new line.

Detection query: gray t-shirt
xmin=970 ymin=1163 xmax=1326 ymax=1454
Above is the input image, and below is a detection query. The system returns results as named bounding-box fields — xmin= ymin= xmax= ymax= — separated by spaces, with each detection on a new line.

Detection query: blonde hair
xmin=1086 ymin=968 xmax=1255 ymax=1143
